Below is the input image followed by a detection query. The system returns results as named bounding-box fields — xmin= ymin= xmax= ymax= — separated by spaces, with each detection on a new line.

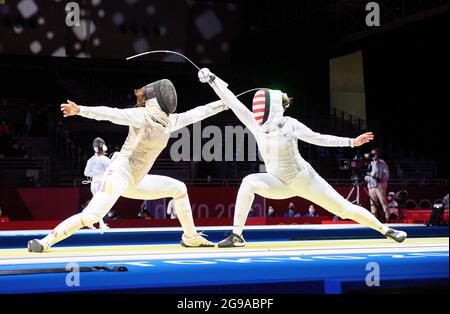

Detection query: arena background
xmin=0 ymin=0 xmax=448 ymax=221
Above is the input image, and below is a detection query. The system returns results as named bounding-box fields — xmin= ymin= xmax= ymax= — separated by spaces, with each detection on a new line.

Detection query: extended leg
xmin=122 ymin=175 xmax=213 ymax=247
xmin=217 ymin=173 xmax=295 ymax=248
xmin=91 ymin=180 xmax=110 ymax=230
xmin=29 ymin=162 xmax=131 ymax=252
xmin=291 ymin=166 xmax=406 ymax=242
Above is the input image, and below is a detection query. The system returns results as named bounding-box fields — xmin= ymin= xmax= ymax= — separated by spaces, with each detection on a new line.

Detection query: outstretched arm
xmin=169 ymin=100 xmax=228 ymax=133
xmin=198 ymin=69 xmax=259 ymax=134
xmin=61 ymin=100 xmax=144 ymax=128
xmin=290 ymin=118 xmax=374 ymax=147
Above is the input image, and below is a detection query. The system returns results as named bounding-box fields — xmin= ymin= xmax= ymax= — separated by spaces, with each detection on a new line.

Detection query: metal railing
xmin=71 ymin=176 xmax=447 ymax=188
xmin=331 ymin=107 xmax=368 ymax=131
xmin=0 ymin=157 xmax=51 ymax=187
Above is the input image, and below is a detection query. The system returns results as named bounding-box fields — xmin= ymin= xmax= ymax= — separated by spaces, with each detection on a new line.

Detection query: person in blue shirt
xmin=284 ymin=202 xmax=300 ymax=217
xmin=304 ymin=205 xmax=320 ymax=217
xmin=248 ymin=207 xmax=258 ymax=217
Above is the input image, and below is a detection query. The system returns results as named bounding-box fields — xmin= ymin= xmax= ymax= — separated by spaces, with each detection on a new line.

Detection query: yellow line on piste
xmin=0 ymin=237 xmax=447 ymax=259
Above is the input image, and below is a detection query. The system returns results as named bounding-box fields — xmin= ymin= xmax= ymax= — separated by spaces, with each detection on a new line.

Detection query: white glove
xmin=198 ymin=68 xmax=215 ymax=83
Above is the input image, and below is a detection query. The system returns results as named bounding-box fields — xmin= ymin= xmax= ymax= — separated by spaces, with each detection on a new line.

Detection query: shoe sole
xmin=396 ymin=233 xmax=407 ymax=243
xmin=180 ymin=240 xmax=215 ymax=248
xmin=392 ymin=236 xmax=407 ymax=243
xmin=387 ymin=232 xmax=407 ymax=243
xmin=27 ymin=240 xmax=44 ymax=253
xmin=218 ymin=242 xmax=246 ymax=248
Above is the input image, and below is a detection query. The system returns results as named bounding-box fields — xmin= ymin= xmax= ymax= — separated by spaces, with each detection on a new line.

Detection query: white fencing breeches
xmin=90 ymin=180 xmax=102 ymax=195
xmin=89 ymin=179 xmax=108 ymax=226
xmin=41 ymin=157 xmax=197 ymax=248
xmin=233 ymin=165 xmax=389 ymax=236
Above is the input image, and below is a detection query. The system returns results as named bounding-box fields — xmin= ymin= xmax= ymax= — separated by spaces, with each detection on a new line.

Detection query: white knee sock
xmin=174 ymin=196 xmax=197 ymax=237
xmin=40 ymin=214 xmax=87 ymax=249
xmin=232 ymin=183 xmax=255 ymax=236
xmin=345 ymin=204 xmax=389 ymax=235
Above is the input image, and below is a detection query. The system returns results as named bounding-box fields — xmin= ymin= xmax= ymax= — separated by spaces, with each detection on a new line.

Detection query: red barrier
xmin=402 ymin=209 xmax=449 ymax=224
xmin=0 ymin=185 xmax=447 ymax=221
xmin=0 ymin=217 xmax=331 ymax=230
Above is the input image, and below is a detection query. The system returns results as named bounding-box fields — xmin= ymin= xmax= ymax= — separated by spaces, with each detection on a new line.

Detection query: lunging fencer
xmin=198 ymin=68 xmax=407 ymax=247
xmin=83 ymin=137 xmax=111 ymax=230
xmin=28 ymin=79 xmax=228 ymax=252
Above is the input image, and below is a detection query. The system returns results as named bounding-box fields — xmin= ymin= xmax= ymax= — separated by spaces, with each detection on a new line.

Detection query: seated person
xmin=443 ymin=194 xmax=449 ymax=211
xmin=166 ymin=199 xmax=177 ymax=220
xmin=248 ymin=207 xmax=258 ymax=217
xmin=284 ymin=206 xmax=301 ymax=218
xmin=304 ymin=205 xmax=319 ymax=217
xmin=138 ymin=209 xmax=152 ymax=220
xmin=0 ymin=205 xmax=10 ymax=223
xmin=387 ymin=192 xmax=399 ymax=221
xmin=267 ymin=206 xmax=276 ymax=217
xmin=104 ymin=209 xmax=121 ymax=221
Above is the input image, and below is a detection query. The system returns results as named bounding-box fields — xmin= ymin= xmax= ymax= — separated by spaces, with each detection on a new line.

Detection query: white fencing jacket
xmin=78 ymin=100 xmax=227 ymax=183
xmin=84 ymin=154 xmax=111 ymax=182
xmin=210 ymin=77 xmax=355 ymax=183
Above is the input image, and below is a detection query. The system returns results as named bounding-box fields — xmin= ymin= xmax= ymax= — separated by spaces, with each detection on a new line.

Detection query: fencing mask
xmin=144 ymin=79 xmax=177 ymax=114
xmin=93 ymin=137 xmax=107 ymax=153
xmin=252 ymin=89 xmax=286 ymax=126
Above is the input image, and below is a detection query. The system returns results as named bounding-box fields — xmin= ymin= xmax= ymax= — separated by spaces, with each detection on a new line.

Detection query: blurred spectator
xmin=23 ymin=175 xmax=40 ymax=187
xmin=138 ymin=209 xmax=152 ymax=220
xmin=141 ymin=199 xmax=151 ymax=211
xmin=284 ymin=203 xmax=301 ymax=218
xmin=365 ymin=148 xmax=390 ymax=222
xmin=443 ymin=194 xmax=449 ymax=210
xmin=267 ymin=205 xmax=276 ymax=217
xmin=0 ymin=205 xmax=10 ymax=223
xmin=9 ymin=142 xmax=26 ymax=158
xmin=167 ymin=199 xmax=177 ymax=220
xmin=25 ymin=104 xmax=33 ymax=136
xmin=387 ymin=192 xmax=399 ymax=221
xmin=105 ymin=209 xmax=121 ymax=220
xmin=288 ymin=202 xmax=296 ymax=212
xmin=139 ymin=200 xmax=152 ymax=219
xmin=0 ymin=121 xmax=10 ymax=136
xmin=304 ymin=205 xmax=319 ymax=217
xmin=284 ymin=207 xmax=295 ymax=217
xmin=395 ymin=189 xmax=408 ymax=209
xmin=248 ymin=207 xmax=258 ymax=217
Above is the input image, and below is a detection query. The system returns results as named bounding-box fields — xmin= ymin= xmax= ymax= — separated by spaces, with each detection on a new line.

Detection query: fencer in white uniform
xmin=198 ymin=68 xmax=407 ymax=247
xmin=83 ymin=137 xmax=111 ymax=229
xmin=28 ymin=79 xmax=228 ymax=252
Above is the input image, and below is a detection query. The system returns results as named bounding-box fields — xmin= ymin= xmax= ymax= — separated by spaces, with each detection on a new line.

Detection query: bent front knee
xmin=241 ymin=175 xmax=258 ymax=191
xmin=172 ymin=181 xmax=188 ymax=200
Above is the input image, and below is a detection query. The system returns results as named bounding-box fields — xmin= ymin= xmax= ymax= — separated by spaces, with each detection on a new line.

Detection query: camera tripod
xmin=346 ymin=177 xmax=371 ymax=206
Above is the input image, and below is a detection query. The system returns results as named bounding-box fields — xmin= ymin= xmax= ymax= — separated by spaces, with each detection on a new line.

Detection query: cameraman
xmin=365 ymin=148 xmax=390 ymax=222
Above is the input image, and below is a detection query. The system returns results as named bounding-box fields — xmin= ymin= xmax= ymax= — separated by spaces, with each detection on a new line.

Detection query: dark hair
xmin=96 ymin=146 xmax=104 ymax=155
